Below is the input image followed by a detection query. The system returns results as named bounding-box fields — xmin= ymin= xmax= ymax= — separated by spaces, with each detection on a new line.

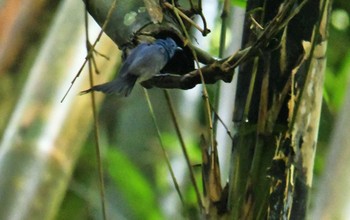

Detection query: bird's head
xmin=156 ymin=37 xmax=182 ymax=59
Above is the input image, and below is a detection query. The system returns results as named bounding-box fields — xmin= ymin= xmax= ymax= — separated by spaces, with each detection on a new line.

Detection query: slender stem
xmin=143 ymin=89 xmax=185 ymax=207
xmin=84 ymin=9 xmax=107 ymax=220
xmin=212 ymin=0 xmax=230 ymax=132
xmin=219 ymin=0 xmax=230 ymax=59
xmin=163 ymin=90 xmax=203 ymax=209
xmin=169 ymin=0 xmax=215 ymax=167
xmin=210 ymin=103 xmax=234 ymax=141
xmin=61 ymin=0 xmax=117 ymax=102
xmin=163 ymin=2 xmax=206 ymax=35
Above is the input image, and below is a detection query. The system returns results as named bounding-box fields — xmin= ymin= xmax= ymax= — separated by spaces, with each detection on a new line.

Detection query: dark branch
xmin=141 ymin=48 xmax=249 ymax=89
xmin=142 ymin=0 xmax=309 ymax=90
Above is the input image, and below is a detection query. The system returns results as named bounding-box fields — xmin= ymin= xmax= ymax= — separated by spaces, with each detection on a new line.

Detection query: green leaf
xmin=231 ymin=0 xmax=247 ymax=8
xmin=107 ymin=148 xmax=163 ymax=220
xmin=324 ymin=51 xmax=350 ymax=112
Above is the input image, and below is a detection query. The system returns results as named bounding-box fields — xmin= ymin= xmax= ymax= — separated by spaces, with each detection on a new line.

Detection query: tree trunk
xmin=227 ymin=0 xmax=331 ymax=219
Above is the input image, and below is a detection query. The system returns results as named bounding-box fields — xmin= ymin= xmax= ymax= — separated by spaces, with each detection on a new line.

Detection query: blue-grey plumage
xmin=80 ymin=37 xmax=180 ymax=97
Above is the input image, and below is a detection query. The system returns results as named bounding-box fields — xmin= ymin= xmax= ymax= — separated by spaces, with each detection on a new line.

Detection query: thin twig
xmin=196 ymin=0 xmax=210 ymax=36
xmin=250 ymin=14 xmax=264 ymax=30
xmin=219 ymin=0 xmax=230 ymax=58
xmin=212 ymin=0 xmax=230 ymax=135
xmin=143 ymin=89 xmax=185 ymax=207
xmin=84 ymin=9 xmax=107 ymax=220
xmin=210 ymin=103 xmax=234 ymax=141
xmin=169 ymin=0 xmax=215 ymax=175
xmin=61 ymin=0 xmax=117 ymax=102
xmin=163 ymin=90 xmax=202 ymax=209
xmin=164 ymin=2 xmax=206 ymax=35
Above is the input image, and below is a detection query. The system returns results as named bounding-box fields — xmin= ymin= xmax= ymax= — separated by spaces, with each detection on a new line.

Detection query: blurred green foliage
xmin=106 ymin=147 xmax=163 ymax=220
xmin=316 ymin=2 xmax=350 ymax=176
xmin=231 ymin=0 xmax=247 ymax=8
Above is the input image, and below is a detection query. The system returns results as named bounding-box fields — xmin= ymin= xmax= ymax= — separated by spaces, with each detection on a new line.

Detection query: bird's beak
xmin=176 ymin=46 xmax=182 ymax=52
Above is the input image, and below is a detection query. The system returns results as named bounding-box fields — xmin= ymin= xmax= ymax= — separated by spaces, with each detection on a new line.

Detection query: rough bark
xmin=227 ymin=0 xmax=330 ymax=219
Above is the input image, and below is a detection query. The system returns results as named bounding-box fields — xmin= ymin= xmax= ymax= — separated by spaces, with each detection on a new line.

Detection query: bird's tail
xmin=79 ymin=75 xmax=137 ymax=97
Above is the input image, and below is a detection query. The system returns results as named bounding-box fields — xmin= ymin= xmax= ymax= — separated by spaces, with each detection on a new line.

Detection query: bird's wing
xmin=121 ymin=44 xmax=167 ymax=78
xmin=117 ymin=44 xmax=149 ymax=77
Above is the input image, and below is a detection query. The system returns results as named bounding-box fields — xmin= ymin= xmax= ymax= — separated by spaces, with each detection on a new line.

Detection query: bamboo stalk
xmin=0 ymin=0 xmax=118 ymax=219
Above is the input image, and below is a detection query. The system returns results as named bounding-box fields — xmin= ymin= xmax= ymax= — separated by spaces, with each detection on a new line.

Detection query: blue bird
xmin=80 ymin=37 xmax=180 ymax=97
